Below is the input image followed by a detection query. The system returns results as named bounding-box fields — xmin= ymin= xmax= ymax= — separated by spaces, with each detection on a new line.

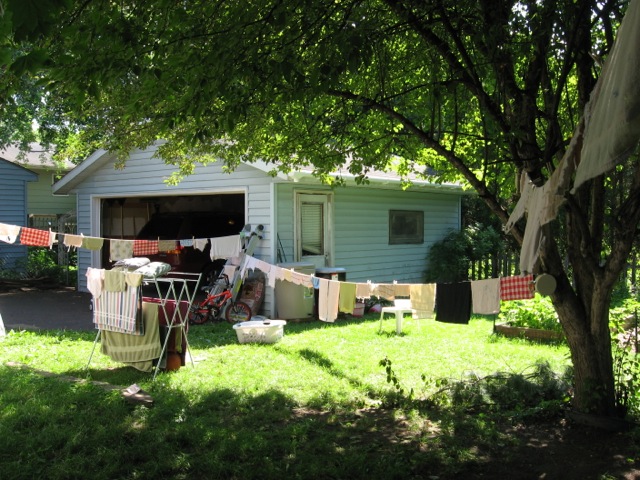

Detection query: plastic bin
xmin=275 ymin=262 xmax=316 ymax=320
xmin=233 ymin=319 xmax=287 ymax=344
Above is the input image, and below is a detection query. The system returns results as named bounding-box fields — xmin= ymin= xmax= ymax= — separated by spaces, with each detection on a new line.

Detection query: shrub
xmin=499 ymin=295 xmax=562 ymax=333
xmin=5 ymin=248 xmax=77 ymax=286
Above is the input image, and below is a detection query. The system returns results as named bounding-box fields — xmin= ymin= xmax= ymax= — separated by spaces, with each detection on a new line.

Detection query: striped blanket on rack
xmin=93 ymin=285 xmax=143 ymax=335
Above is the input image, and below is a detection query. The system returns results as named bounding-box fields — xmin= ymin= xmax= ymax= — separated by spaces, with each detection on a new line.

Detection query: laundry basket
xmin=233 ymin=319 xmax=287 ymax=344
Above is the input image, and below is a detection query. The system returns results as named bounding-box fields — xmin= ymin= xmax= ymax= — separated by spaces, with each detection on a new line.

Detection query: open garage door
xmin=100 ymin=193 xmax=245 ymax=282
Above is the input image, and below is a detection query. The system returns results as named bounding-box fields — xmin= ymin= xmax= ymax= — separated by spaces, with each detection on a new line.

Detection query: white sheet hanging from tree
xmin=572 ymin=0 xmax=640 ymax=192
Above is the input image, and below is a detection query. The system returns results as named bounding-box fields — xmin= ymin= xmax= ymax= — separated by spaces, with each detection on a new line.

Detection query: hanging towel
xmin=133 ymin=239 xmax=159 ymax=256
xmin=100 ymin=301 xmax=161 ymax=372
xmin=373 ymin=283 xmax=395 ymax=300
xmin=471 ymin=278 xmax=501 ymax=314
xmin=193 ymin=238 xmax=208 ymax=252
xmin=504 ymin=175 xmax=546 ymax=273
xmin=290 ymin=270 xmax=312 ymax=287
xmin=124 ymin=272 xmax=143 ymax=288
xmin=572 ymin=0 xmax=640 ymax=193
xmin=82 ymin=236 xmax=104 ymax=251
xmin=317 ymin=278 xmax=330 ymax=321
xmin=110 ymin=239 xmax=134 ymax=261
xmin=158 ymin=240 xmax=177 ymax=252
xmin=256 ymin=259 xmax=271 ymax=275
xmin=86 ymin=267 xmax=105 ymax=299
xmin=355 ymin=283 xmax=372 ymax=299
xmin=393 ymin=283 xmax=411 ymax=297
xmin=267 ymin=267 xmax=278 ymax=289
xmin=540 ymin=140 xmax=579 ymax=226
xmin=282 ymin=268 xmax=293 ymax=283
xmin=244 ymin=255 xmax=258 ymax=273
xmin=339 ymin=282 xmax=357 ymax=314
xmin=410 ymin=283 xmax=436 ymax=318
xmin=0 ymin=223 xmax=21 ymax=244
xmin=500 ymin=274 xmax=534 ymax=301
xmin=19 ymin=227 xmax=50 ymax=247
xmin=63 ymin=233 xmax=84 ymax=249
xmin=179 ymin=238 xmax=194 ymax=248
xmin=209 ymin=235 xmax=241 ymax=259
xmin=326 ymin=280 xmax=340 ymax=322
xmin=435 ymin=282 xmax=472 ymax=324
xmin=104 ymin=269 xmax=126 ymax=292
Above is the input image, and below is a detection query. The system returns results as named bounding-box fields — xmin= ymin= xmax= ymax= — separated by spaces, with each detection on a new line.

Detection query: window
xmin=300 ymin=202 xmax=324 ymax=255
xmin=389 ymin=210 xmax=424 ymax=244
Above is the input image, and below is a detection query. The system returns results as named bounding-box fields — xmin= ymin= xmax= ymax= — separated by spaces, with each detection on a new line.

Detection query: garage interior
xmin=101 ymin=193 xmax=245 ymax=240
xmin=99 ymin=193 xmax=246 ymax=273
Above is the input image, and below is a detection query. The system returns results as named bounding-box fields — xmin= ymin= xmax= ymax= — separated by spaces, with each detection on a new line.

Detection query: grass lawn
xmin=0 ymin=313 xmax=571 ymax=479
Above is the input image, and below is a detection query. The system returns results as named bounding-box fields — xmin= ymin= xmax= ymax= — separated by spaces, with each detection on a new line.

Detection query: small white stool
xmin=378 ymin=299 xmax=416 ymax=334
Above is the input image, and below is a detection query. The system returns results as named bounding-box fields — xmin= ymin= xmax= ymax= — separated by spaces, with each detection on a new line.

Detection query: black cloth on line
xmin=435 ymin=281 xmax=471 ymax=325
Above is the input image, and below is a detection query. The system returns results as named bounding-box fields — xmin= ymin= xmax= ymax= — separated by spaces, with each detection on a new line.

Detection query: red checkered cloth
xmin=133 ymin=240 xmax=159 ymax=256
xmin=20 ymin=227 xmax=51 ymax=247
xmin=500 ymin=274 xmax=535 ymax=301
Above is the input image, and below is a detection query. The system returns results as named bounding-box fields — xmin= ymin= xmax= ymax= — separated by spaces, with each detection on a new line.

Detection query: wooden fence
xmin=469 ymin=253 xmax=519 ymax=280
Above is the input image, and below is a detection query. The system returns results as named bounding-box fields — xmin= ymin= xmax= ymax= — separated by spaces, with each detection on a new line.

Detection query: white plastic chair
xmin=378 ymin=298 xmax=417 ymax=334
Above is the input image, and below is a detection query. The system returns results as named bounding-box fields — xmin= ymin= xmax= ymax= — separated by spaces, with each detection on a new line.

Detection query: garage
xmin=100 ymin=193 xmax=245 ymax=281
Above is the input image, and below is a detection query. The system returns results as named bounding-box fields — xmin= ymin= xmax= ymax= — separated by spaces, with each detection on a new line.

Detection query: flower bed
xmin=494 ymin=322 xmax=564 ymax=342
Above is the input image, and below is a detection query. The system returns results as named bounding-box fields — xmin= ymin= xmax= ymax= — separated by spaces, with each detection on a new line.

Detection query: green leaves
xmin=6 ymin=0 xmax=70 ymax=42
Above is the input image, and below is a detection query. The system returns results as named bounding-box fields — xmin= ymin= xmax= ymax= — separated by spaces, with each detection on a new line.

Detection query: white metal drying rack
xmin=86 ymin=270 xmax=202 ymax=380
xmin=147 ymin=271 xmax=202 ymax=379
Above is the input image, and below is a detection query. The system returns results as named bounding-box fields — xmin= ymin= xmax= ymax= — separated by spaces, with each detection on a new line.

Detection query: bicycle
xmin=188 ymin=274 xmax=253 ymax=324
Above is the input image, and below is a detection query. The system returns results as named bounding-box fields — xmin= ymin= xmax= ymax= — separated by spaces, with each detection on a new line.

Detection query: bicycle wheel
xmin=188 ymin=306 xmax=210 ymax=325
xmin=224 ymin=301 xmax=252 ymax=324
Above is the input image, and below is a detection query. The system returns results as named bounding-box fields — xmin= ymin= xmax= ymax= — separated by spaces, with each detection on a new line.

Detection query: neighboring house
xmin=0 ymin=144 xmax=77 ymax=230
xmin=53 ymin=142 xmax=464 ymax=316
xmin=0 ymin=158 xmax=37 ymax=270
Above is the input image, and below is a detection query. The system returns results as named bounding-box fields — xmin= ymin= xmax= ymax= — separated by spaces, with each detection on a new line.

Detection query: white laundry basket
xmin=233 ymin=319 xmax=287 ymax=344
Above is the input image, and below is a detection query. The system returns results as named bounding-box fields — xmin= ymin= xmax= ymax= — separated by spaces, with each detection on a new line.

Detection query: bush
xmin=5 ymin=248 xmax=77 ymax=286
xmin=424 ymin=230 xmax=472 ymax=283
xmin=499 ymin=295 xmax=562 ymax=333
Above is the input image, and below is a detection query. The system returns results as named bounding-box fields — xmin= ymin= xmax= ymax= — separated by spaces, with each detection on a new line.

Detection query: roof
xmin=53 ymin=144 xmax=464 ymax=195
xmin=0 ymin=143 xmax=75 ymax=171
xmin=0 ymin=157 xmax=39 ymax=180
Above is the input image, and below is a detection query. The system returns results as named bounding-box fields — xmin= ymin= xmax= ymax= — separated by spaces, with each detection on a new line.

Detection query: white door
xmin=296 ymin=193 xmax=331 ymax=269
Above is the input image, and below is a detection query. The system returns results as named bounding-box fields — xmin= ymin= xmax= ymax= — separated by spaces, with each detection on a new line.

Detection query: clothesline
xmin=0 ymin=221 xmax=242 ymax=261
xmin=236 ymin=255 xmax=536 ymax=323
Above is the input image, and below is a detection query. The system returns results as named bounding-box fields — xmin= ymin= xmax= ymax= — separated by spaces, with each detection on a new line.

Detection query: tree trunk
xmin=553 ymin=280 xmax=616 ymax=415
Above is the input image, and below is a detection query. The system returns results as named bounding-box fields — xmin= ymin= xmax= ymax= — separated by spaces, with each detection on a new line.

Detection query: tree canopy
xmin=2 ymin=0 xmax=638 ymax=416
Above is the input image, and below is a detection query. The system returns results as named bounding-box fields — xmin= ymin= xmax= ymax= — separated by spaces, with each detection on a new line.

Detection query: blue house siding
xmin=274 ymin=182 xmax=461 ymax=284
xmin=0 ymin=159 xmax=38 ymax=270
xmin=59 ymin=145 xmax=278 ymax=308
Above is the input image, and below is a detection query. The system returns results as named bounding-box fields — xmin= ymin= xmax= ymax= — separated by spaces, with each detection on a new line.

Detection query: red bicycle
xmin=188 ymin=274 xmax=252 ymax=324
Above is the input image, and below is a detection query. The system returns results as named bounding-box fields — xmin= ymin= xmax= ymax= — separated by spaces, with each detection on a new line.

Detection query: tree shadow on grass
xmin=1 ymin=365 xmax=638 ymax=479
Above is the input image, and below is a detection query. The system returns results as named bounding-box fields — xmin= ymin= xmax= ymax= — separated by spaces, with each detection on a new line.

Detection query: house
xmin=0 ymin=158 xmax=37 ymax=270
xmin=53 ymin=142 xmax=464 ymax=316
xmin=0 ymin=144 xmax=77 ymax=230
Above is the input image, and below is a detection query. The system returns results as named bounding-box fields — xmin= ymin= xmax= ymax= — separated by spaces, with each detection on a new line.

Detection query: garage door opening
xmin=100 ymin=193 xmax=245 ymax=281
